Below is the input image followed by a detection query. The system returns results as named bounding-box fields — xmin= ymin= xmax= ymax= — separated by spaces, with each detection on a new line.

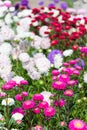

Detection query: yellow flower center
xmin=75 ymin=122 xmax=83 ymax=128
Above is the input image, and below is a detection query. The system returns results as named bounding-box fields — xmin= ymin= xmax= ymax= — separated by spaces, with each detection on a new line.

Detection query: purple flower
xmin=48 ymin=49 xmax=62 ymax=63
xmin=60 ymin=2 xmax=68 ymax=10
xmin=38 ymin=0 xmax=44 ymax=6
xmin=20 ymin=0 xmax=28 ymax=6
xmin=53 ymin=0 xmax=59 ymax=3
xmin=14 ymin=3 xmax=20 ymax=10
xmin=48 ymin=3 xmax=55 ymax=8
xmin=75 ymin=58 xmax=85 ymax=69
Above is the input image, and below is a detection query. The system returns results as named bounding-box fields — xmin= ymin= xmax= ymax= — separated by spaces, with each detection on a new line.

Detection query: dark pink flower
xmin=59 ymin=98 xmax=66 ymax=107
xmin=38 ymin=101 xmax=49 ymax=109
xmin=33 ymin=94 xmax=44 ymax=101
xmin=33 ymin=107 xmax=40 ymax=114
xmin=22 ymin=100 xmax=35 ymax=110
xmin=52 ymin=70 xmax=60 ymax=76
xmin=44 ymin=107 xmax=56 ymax=117
xmin=20 ymin=80 xmax=28 ymax=85
xmin=12 ymin=107 xmax=24 ymax=115
xmin=15 ymin=94 xmax=23 ymax=101
xmin=52 ymin=81 xmax=66 ymax=90
xmin=58 ymin=74 xmax=70 ymax=83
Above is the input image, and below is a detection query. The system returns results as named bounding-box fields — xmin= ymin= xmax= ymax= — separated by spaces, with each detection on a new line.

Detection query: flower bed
xmin=0 ymin=1 xmax=87 ymax=130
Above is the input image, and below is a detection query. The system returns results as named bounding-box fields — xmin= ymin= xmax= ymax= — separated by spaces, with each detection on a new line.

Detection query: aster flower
xmin=12 ymin=113 xmax=24 ymax=121
xmin=48 ymin=49 xmax=62 ymax=64
xmin=22 ymin=100 xmax=35 ymax=110
xmin=63 ymin=49 xmax=73 ymax=57
xmin=1 ymin=98 xmax=15 ymax=106
xmin=44 ymin=106 xmax=56 ymax=117
xmin=64 ymin=90 xmax=74 ymax=97
xmin=68 ymin=119 xmax=87 ymax=130
xmin=60 ymin=2 xmax=68 ymax=10
xmin=52 ymin=81 xmax=66 ymax=90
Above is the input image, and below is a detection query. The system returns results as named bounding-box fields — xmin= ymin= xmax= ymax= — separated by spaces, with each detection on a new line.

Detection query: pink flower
xmin=38 ymin=101 xmax=49 ymax=109
xmin=7 ymin=80 xmax=16 ymax=86
xmin=73 ymin=70 xmax=80 ymax=76
xmin=33 ymin=94 xmax=44 ymax=101
xmin=34 ymin=125 xmax=43 ymax=130
xmin=0 ymin=92 xmax=6 ymax=97
xmin=33 ymin=107 xmax=40 ymax=114
xmin=12 ymin=107 xmax=24 ymax=115
xmin=20 ymin=80 xmax=28 ymax=85
xmin=58 ymin=74 xmax=70 ymax=83
xmin=67 ymin=80 xmax=77 ymax=86
xmin=52 ymin=70 xmax=60 ymax=76
xmin=60 ymin=121 xmax=66 ymax=127
xmin=54 ymin=100 xmax=59 ymax=106
xmin=22 ymin=91 xmax=28 ymax=97
xmin=52 ymin=81 xmax=66 ymax=90
xmin=64 ymin=90 xmax=74 ymax=97
xmin=44 ymin=107 xmax=56 ymax=117
xmin=2 ymin=84 xmax=14 ymax=90
xmin=69 ymin=60 xmax=76 ymax=65
xmin=63 ymin=62 xmax=70 ymax=67
xmin=59 ymin=98 xmax=66 ymax=107
xmin=15 ymin=94 xmax=23 ymax=101
xmin=68 ymin=119 xmax=87 ymax=130
xmin=22 ymin=100 xmax=35 ymax=110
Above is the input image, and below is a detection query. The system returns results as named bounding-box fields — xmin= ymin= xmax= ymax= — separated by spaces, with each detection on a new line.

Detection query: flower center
xmin=75 ymin=122 xmax=83 ymax=128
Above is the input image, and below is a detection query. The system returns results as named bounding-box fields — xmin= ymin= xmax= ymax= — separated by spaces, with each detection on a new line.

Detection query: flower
xmin=60 ymin=2 xmax=68 ymax=10
xmin=34 ymin=125 xmax=43 ymax=130
xmin=33 ymin=94 xmax=44 ymax=101
xmin=68 ymin=119 xmax=87 ymax=130
xmin=84 ymin=72 xmax=87 ymax=83
xmin=18 ymin=52 xmax=30 ymax=63
xmin=12 ymin=107 xmax=24 ymax=115
xmin=59 ymin=98 xmax=66 ymax=107
xmin=58 ymin=74 xmax=70 ymax=83
xmin=63 ymin=49 xmax=73 ymax=57
xmin=40 ymin=91 xmax=53 ymax=105
xmin=22 ymin=100 xmax=35 ymax=110
xmin=54 ymin=54 xmax=63 ymax=69
xmin=52 ymin=81 xmax=66 ymax=90
xmin=48 ymin=49 xmax=62 ymax=64
xmin=38 ymin=101 xmax=49 ymax=109
xmin=12 ymin=113 xmax=24 ymax=121
xmin=33 ymin=107 xmax=40 ymax=114
xmin=64 ymin=90 xmax=74 ymax=97
xmin=44 ymin=107 xmax=56 ymax=117
xmin=1 ymin=98 xmax=15 ymax=106
xmin=15 ymin=94 xmax=23 ymax=101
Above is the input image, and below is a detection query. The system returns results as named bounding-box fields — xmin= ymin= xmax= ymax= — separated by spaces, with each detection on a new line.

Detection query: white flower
xmin=0 ymin=113 xmax=2 ymax=119
xmin=35 ymin=57 xmax=51 ymax=74
xmin=5 ymin=13 xmax=13 ymax=25
xmin=31 ymin=35 xmax=42 ymax=49
xmin=39 ymin=26 xmax=49 ymax=37
xmin=9 ymin=7 xmax=15 ymax=12
xmin=63 ymin=49 xmax=73 ymax=57
xmin=40 ymin=37 xmax=51 ymax=49
xmin=12 ymin=76 xmax=24 ymax=84
xmin=12 ymin=113 xmax=23 ymax=121
xmin=54 ymin=54 xmax=63 ymax=69
xmin=68 ymin=28 xmax=76 ymax=35
xmin=84 ymin=72 xmax=87 ymax=83
xmin=0 ymin=25 xmax=15 ymax=41
xmin=41 ymin=91 xmax=53 ymax=105
xmin=52 ymin=9 xmax=59 ymax=17
xmin=0 ymin=43 xmax=12 ymax=55
xmin=1 ymin=98 xmax=15 ymax=106
xmin=0 ymin=127 xmax=8 ymax=130
xmin=18 ymin=53 xmax=30 ymax=63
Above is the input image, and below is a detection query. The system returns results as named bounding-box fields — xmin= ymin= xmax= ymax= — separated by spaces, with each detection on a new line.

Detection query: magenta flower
xmin=52 ymin=70 xmax=60 ymax=76
xmin=33 ymin=94 xmax=44 ymax=101
xmin=7 ymin=80 xmax=16 ymax=86
xmin=33 ymin=107 xmax=40 ymax=114
xmin=22 ymin=100 xmax=35 ymax=110
xmin=68 ymin=119 xmax=87 ymax=130
xmin=22 ymin=91 xmax=28 ymax=97
xmin=20 ymin=80 xmax=28 ymax=85
xmin=67 ymin=80 xmax=77 ymax=86
xmin=15 ymin=94 xmax=23 ymax=101
xmin=52 ymin=81 xmax=66 ymax=90
xmin=44 ymin=107 xmax=56 ymax=117
xmin=64 ymin=90 xmax=74 ymax=97
xmin=59 ymin=98 xmax=66 ymax=107
xmin=2 ymin=84 xmax=14 ymax=90
xmin=58 ymin=74 xmax=70 ymax=83
xmin=38 ymin=101 xmax=49 ymax=109
xmin=34 ymin=125 xmax=43 ymax=130
xmin=12 ymin=107 xmax=24 ymax=115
